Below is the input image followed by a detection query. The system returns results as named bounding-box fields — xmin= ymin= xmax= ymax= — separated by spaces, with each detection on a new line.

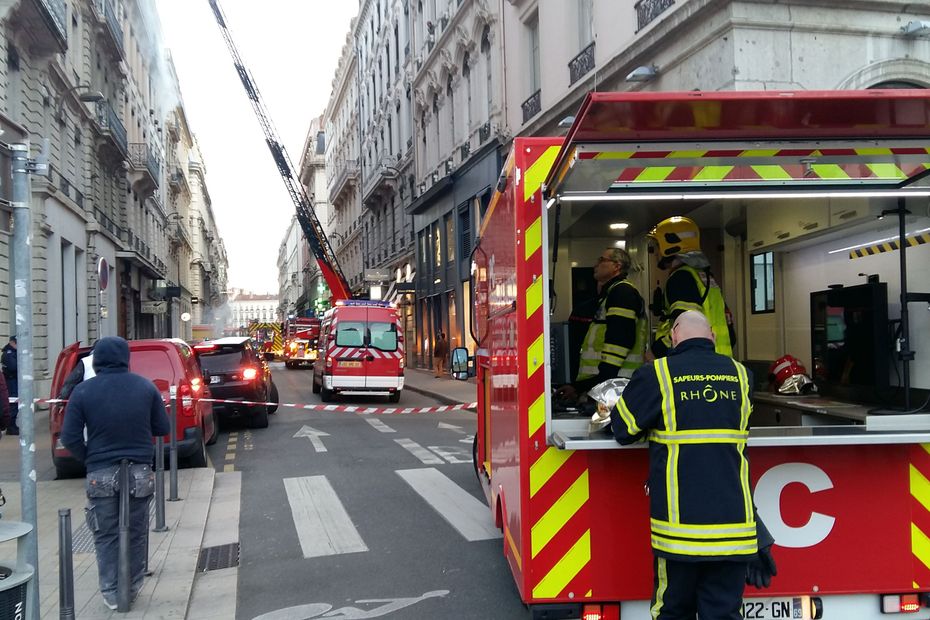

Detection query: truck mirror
xmin=451 ymin=347 xmax=469 ymax=380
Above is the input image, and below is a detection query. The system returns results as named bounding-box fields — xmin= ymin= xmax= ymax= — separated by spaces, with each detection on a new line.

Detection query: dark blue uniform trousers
xmin=651 ymin=556 xmax=747 ymax=619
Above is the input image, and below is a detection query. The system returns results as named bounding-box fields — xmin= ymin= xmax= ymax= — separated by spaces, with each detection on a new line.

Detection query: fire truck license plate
xmin=741 ymin=597 xmax=807 ymax=619
xmin=210 ymin=376 xmax=221 ymax=384
xmin=339 ymin=361 xmax=362 ymax=368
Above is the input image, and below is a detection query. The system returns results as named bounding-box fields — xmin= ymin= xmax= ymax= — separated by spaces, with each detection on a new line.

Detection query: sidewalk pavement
xmin=404 ymin=367 xmax=477 ymax=406
xmin=0 ymin=467 xmax=215 ymax=619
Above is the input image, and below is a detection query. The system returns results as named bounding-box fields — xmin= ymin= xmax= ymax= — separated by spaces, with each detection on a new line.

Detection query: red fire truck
xmin=459 ymin=90 xmax=930 ymax=619
xmin=283 ymin=317 xmax=321 ymax=369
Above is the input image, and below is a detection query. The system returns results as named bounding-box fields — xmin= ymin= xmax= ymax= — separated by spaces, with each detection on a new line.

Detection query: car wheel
xmin=205 ymin=412 xmax=218 ymax=446
xmin=320 ymin=386 xmax=334 ymax=403
xmin=311 ymin=373 xmax=321 ymax=394
xmin=268 ymin=381 xmax=279 ymax=414
xmin=251 ymin=406 xmax=269 ymax=429
xmin=285 ymin=361 xmax=294 ymax=369
xmin=389 ymin=391 xmax=401 ymax=404
xmin=187 ymin=435 xmax=208 ymax=468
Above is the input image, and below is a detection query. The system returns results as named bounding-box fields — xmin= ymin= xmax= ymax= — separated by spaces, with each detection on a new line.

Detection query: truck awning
xmin=544 ymin=90 xmax=930 ymax=200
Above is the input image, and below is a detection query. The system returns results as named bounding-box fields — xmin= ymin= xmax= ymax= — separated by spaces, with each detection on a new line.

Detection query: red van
xmin=49 ymin=339 xmax=218 ymax=478
xmin=311 ymin=300 xmax=404 ymax=402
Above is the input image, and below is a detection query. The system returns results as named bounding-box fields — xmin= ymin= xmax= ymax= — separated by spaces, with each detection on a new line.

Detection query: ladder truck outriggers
xmin=454 ymin=89 xmax=930 ymax=619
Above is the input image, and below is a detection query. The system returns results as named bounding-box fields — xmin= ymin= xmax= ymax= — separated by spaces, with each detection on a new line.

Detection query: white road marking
xmin=283 ymin=476 xmax=368 ymax=558
xmin=293 ymin=425 xmax=330 ymax=453
xmin=437 ymin=422 xmax=464 ymax=433
xmin=396 ymin=468 xmax=501 ymax=541
xmin=252 ymin=590 xmax=448 ymax=620
xmin=427 ymin=445 xmax=471 ymax=464
xmin=364 ymin=418 xmax=396 ymax=433
xmin=394 ymin=439 xmax=444 ymax=465
xmin=459 ymin=434 xmax=475 ymax=444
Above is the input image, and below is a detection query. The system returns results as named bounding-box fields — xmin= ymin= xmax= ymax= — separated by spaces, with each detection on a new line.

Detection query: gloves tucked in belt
xmin=746 ymin=544 xmax=777 ymax=589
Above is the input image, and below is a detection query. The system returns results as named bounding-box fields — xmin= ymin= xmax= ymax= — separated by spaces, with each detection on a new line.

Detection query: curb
xmin=405 ymin=383 xmax=474 ymax=409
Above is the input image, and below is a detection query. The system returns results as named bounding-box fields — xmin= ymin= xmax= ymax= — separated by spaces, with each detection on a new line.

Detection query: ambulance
xmin=312 ymin=300 xmax=404 ymax=403
xmin=456 ymin=90 xmax=930 ymax=619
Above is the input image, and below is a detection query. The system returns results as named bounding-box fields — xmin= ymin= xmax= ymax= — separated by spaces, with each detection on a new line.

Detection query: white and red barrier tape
xmin=10 ymin=396 xmax=477 ymax=414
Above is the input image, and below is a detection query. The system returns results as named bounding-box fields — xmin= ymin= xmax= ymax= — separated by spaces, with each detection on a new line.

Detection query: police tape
xmin=10 ymin=396 xmax=478 ymax=415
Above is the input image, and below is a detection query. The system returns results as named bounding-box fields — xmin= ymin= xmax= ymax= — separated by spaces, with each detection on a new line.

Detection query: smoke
xmin=136 ymin=0 xmax=182 ymax=123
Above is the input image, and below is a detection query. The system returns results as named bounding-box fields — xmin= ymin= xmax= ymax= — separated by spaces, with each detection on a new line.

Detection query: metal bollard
xmin=58 ymin=509 xmax=75 ymax=620
xmin=153 ymin=436 xmax=168 ymax=532
xmin=117 ymin=460 xmax=131 ymax=612
xmin=169 ymin=387 xmax=179 ymax=501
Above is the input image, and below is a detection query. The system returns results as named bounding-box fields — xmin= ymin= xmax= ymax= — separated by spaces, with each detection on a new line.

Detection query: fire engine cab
xmin=312 ymin=300 xmax=405 ymax=403
xmin=460 ymin=90 xmax=930 ymax=619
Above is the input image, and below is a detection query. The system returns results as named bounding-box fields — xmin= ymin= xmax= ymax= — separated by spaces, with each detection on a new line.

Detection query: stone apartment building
xmin=0 ymin=0 xmax=227 ymax=394
xmin=296 ymin=114 xmax=331 ymax=317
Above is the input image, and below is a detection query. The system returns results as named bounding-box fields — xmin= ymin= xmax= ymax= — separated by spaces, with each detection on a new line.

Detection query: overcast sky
xmin=159 ymin=1 xmax=358 ymax=294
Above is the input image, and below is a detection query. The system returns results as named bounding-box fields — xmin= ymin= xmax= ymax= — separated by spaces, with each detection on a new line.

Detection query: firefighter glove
xmin=746 ymin=545 xmax=777 ymax=589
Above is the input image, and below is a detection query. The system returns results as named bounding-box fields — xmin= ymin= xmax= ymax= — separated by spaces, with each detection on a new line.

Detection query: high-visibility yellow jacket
xmin=576 ymin=277 xmax=647 ymax=389
xmin=654 ymin=264 xmax=733 ymax=358
xmin=611 ymin=338 xmax=757 ymax=561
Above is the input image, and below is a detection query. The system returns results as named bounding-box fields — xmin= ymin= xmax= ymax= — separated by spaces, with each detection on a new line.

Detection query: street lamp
xmin=54 ymin=84 xmax=105 ymax=124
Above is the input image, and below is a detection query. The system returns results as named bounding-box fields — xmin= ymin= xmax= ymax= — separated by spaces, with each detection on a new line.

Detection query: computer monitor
xmin=810 ymin=282 xmax=889 ymax=396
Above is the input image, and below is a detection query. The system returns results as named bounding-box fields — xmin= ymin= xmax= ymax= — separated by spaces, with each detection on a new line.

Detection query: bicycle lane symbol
xmin=252 ymin=590 xmax=449 ymax=619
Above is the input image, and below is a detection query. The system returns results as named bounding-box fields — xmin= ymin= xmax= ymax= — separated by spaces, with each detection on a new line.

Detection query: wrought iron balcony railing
xmin=635 ymin=0 xmax=674 ymax=32
xmin=569 ymin=42 xmax=596 ymax=85
xmin=38 ymin=0 xmax=68 ymax=47
xmin=521 ymin=89 xmax=541 ymax=124
xmin=95 ymin=100 xmax=128 ymax=156
xmin=478 ymin=121 xmax=492 ymax=144
xmin=95 ymin=0 xmax=123 ymax=53
xmin=129 ymin=143 xmax=161 ymax=186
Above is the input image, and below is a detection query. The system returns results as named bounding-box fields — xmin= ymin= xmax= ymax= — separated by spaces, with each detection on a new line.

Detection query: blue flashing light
xmin=336 ymin=299 xmax=395 ymax=308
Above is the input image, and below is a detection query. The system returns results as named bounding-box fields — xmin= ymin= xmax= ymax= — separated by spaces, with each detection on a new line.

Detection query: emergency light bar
xmin=335 ymin=300 xmax=396 ymax=308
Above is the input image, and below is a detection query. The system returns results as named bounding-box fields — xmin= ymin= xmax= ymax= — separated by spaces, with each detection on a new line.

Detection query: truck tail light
xmin=242 ymin=367 xmax=258 ymax=381
xmin=326 ymin=356 xmax=333 ymax=368
xmin=582 ymin=605 xmax=603 ymax=620
xmin=883 ymin=593 xmax=922 ymax=613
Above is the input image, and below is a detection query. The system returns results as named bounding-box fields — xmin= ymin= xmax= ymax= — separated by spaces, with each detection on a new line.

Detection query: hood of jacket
xmin=91 ymin=337 xmax=130 ymax=374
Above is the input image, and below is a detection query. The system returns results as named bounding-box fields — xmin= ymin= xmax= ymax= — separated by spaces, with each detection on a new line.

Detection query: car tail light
xmin=189 ymin=377 xmax=203 ymax=394
xmin=242 ymin=367 xmax=258 ymax=381
xmin=177 ymin=383 xmax=195 ymax=417
xmin=193 ymin=343 xmax=217 ymax=352
xmin=883 ymin=594 xmax=922 ymax=613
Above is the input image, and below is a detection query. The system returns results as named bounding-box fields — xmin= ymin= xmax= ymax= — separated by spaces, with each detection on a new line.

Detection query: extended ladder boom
xmin=207 ymin=0 xmax=352 ymax=301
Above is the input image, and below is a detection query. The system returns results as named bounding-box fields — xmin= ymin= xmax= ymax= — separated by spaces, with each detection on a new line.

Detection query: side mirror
xmin=451 ymin=347 xmax=469 ymax=381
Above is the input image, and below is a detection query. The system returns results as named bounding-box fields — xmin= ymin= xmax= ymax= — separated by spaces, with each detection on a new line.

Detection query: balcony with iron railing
xmin=17 ymin=0 xmax=67 ymax=53
xmin=478 ymin=120 xmax=492 ymax=144
xmin=37 ymin=164 xmax=84 ymax=209
xmin=95 ymin=100 xmax=128 ymax=158
xmin=635 ymin=0 xmax=675 ymax=32
xmin=93 ymin=0 xmax=124 ymax=58
xmin=521 ymin=89 xmax=541 ymax=124
xmin=129 ymin=143 xmax=160 ymax=192
xmin=93 ymin=207 xmax=122 ymax=238
xmin=569 ymin=41 xmax=596 ymax=85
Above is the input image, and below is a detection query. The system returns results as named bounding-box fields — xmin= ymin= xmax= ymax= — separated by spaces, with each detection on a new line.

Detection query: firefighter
xmin=647 ymin=216 xmax=735 ymax=359
xmin=611 ymin=310 xmax=776 ymax=619
xmin=556 ymin=247 xmax=647 ymax=401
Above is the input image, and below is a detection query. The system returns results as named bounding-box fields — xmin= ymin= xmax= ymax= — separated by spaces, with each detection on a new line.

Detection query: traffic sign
xmin=97 ymin=257 xmax=109 ymax=291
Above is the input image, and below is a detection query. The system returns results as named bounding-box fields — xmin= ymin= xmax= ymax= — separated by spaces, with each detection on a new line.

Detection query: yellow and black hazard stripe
xmin=849 ymin=232 xmax=930 ymax=259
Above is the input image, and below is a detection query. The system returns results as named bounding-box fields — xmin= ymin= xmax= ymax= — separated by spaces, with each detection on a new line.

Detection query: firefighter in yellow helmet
xmin=648 ymin=216 xmax=735 ymax=358
xmin=556 ymin=247 xmax=647 ymax=402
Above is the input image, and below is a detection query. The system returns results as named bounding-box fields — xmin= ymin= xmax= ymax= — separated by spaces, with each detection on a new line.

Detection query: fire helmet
xmin=768 ymin=355 xmax=808 ymax=390
xmin=648 ymin=216 xmax=701 ymax=258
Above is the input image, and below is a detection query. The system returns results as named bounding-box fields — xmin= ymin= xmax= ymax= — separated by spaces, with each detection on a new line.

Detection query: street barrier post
xmin=117 ymin=461 xmax=130 ymax=612
xmin=57 ymin=509 xmax=74 ymax=620
xmin=169 ymin=387 xmax=179 ymax=501
xmin=153 ymin=437 xmax=167 ymax=531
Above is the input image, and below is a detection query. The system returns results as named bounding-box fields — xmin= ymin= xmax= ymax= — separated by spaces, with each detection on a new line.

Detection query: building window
xmin=578 ymin=0 xmax=594 ymax=47
xmin=433 ymin=224 xmax=441 ymax=268
xmin=526 ymin=14 xmax=540 ymax=94
xmin=751 ymin=251 xmax=775 ymax=313
xmin=445 ymin=214 xmax=454 ymax=263
xmin=458 ymin=203 xmax=472 ymax=260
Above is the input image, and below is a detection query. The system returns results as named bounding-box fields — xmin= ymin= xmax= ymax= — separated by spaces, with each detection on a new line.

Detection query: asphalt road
xmin=208 ymin=363 xmax=529 ymax=620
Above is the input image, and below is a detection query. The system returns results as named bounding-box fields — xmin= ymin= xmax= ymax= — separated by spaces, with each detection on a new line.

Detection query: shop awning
xmin=544 ymin=90 xmax=930 ymax=200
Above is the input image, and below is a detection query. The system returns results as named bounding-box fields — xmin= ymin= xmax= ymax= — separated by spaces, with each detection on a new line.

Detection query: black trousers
xmin=650 ymin=556 xmax=747 ymax=620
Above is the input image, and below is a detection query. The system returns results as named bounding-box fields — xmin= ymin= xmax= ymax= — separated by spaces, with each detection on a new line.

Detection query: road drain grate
xmin=196 ymin=542 xmax=240 ymax=572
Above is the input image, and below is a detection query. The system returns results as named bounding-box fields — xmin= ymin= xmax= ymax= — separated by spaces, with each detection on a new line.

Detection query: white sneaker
xmin=102 ymin=596 xmax=117 ymax=611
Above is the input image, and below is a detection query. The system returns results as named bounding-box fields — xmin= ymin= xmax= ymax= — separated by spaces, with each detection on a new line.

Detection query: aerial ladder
xmin=207 ymin=0 xmax=353 ymax=301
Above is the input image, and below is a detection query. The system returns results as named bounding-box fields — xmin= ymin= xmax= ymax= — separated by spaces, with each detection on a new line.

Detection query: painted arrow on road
xmin=438 ymin=422 xmax=465 ymax=433
xmin=294 ymin=425 xmax=330 ymax=453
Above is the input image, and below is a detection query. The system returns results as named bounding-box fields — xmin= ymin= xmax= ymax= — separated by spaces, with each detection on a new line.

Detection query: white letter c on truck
xmin=754 ymin=463 xmax=836 ymax=549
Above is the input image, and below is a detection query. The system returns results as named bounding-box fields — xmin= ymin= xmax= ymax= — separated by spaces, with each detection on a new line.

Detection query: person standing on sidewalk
xmin=61 ymin=336 xmax=170 ymax=610
xmin=1 ymin=336 xmax=17 ymax=434
xmin=433 ymin=333 xmax=449 ymax=378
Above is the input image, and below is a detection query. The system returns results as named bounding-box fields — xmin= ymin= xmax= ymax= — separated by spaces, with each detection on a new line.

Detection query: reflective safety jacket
xmin=577 ymin=278 xmax=647 ymax=386
xmin=610 ymin=338 xmax=757 ymax=561
xmin=654 ymin=264 xmax=733 ymax=358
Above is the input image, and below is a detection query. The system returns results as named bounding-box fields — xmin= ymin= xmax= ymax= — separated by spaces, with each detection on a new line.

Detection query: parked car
xmin=194 ymin=337 xmax=278 ymax=429
xmin=312 ymin=300 xmax=404 ymax=403
xmin=50 ymin=339 xmax=218 ymax=479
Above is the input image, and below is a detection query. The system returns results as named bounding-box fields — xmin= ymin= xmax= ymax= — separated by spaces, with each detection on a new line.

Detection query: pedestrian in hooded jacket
xmin=2 ymin=336 xmax=17 ymax=434
xmin=61 ymin=336 xmax=170 ymax=610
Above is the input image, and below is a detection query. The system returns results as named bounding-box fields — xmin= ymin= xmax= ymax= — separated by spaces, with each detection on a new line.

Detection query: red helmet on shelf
xmin=768 ymin=355 xmax=816 ymax=394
